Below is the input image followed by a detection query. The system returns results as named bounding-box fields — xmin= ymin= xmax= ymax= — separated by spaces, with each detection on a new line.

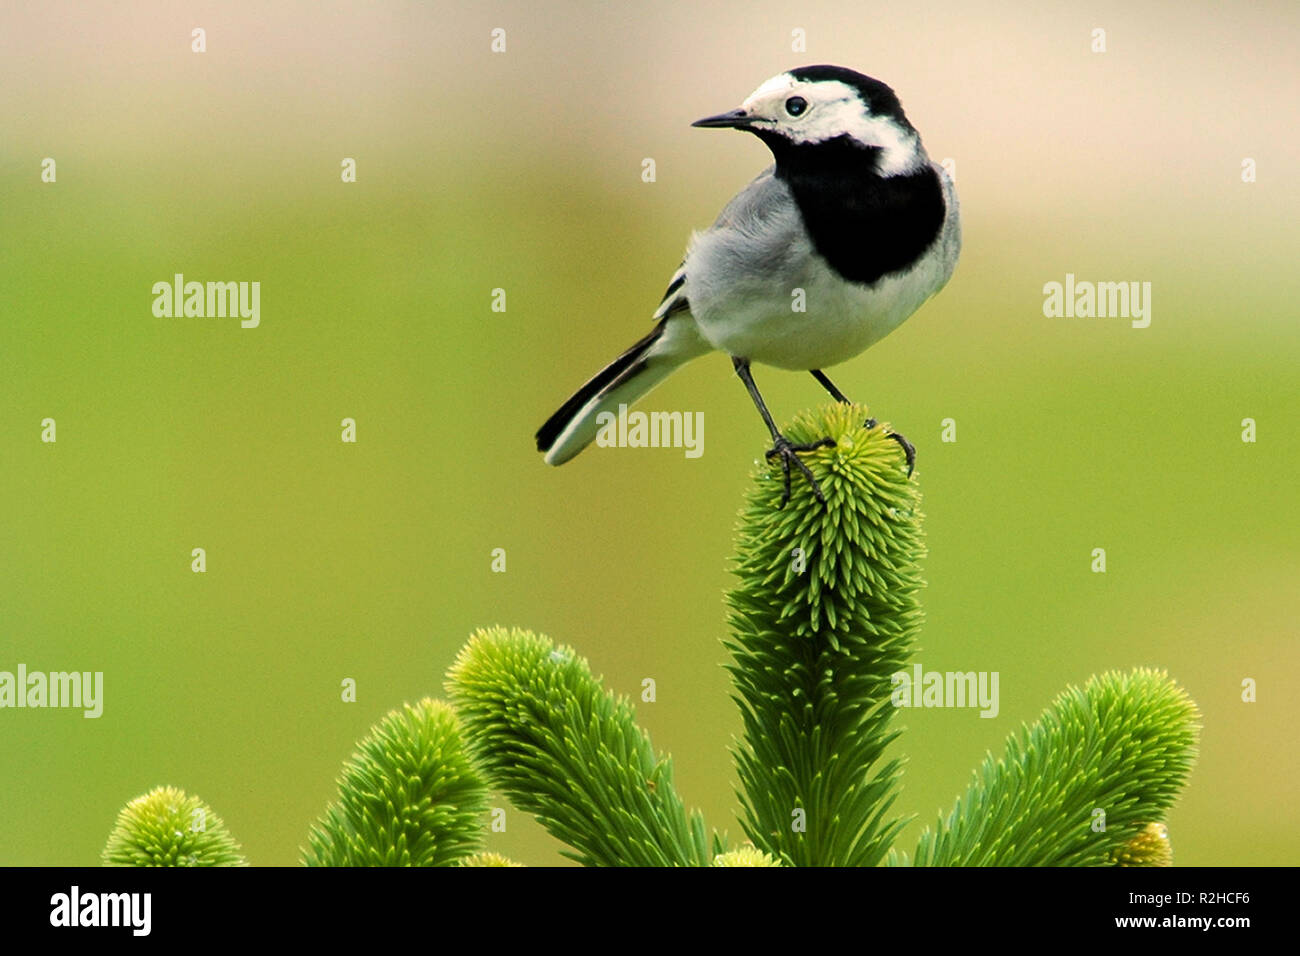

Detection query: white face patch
xmin=740 ymin=72 xmax=926 ymax=176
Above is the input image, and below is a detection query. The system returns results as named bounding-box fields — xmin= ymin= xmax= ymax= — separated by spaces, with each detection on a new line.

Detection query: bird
xmin=535 ymin=64 xmax=961 ymax=505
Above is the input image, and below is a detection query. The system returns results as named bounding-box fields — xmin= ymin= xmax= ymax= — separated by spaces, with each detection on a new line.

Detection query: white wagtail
xmin=536 ymin=65 xmax=961 ymax=504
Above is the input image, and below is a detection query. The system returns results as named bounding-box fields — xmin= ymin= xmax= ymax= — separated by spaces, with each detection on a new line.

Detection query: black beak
xmin=691 ymin=107 xmax=752 ymax=129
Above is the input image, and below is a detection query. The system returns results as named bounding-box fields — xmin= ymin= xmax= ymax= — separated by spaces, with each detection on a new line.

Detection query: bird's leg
xmin=808 ymin=369 xmax=916 ymax=477
xmin=810 ymin=369 xmax=851 ymax=404
xmin=734 ymin=357 xmax=834 ymax=507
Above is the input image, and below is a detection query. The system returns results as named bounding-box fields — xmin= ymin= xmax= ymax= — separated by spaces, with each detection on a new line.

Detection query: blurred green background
xmin=2 ymin=1 xmax=1296 ymax=866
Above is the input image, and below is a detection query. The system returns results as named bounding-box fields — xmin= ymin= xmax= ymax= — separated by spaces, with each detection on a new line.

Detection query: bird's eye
xmin=785 ymin=96 xmax=808 ymax=117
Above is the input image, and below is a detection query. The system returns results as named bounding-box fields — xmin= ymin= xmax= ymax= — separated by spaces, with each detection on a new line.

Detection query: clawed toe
xmin=863 ymin=419 xmax=915 ymax=476
xmin=766 ymin=435 xmax=836 ymax=507
xmin=888 ymin=431 xmax=916 ymax=476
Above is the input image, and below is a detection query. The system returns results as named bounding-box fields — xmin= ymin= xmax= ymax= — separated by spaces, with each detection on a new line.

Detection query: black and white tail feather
xmin=535 ymin=270 xmax=707 ymax=464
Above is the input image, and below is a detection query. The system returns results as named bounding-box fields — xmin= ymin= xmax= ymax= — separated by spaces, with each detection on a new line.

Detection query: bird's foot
xmin=765 ymin=435 xmax=836 ymax=507
xmin=864 ymin=418 xmax=915 ymax=476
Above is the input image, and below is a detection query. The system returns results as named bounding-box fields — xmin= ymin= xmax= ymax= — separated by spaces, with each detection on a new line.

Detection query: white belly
xmin=688 ymin=239 xmax=953 ymax=370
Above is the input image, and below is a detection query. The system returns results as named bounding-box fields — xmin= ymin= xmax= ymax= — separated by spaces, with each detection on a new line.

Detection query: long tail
xmin=536 ymin=317 xmax=710 ymax=465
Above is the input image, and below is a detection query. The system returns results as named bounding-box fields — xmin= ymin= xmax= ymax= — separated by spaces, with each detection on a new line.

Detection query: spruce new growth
xmin=103 ymin=404 xmax=1199 ymax=867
